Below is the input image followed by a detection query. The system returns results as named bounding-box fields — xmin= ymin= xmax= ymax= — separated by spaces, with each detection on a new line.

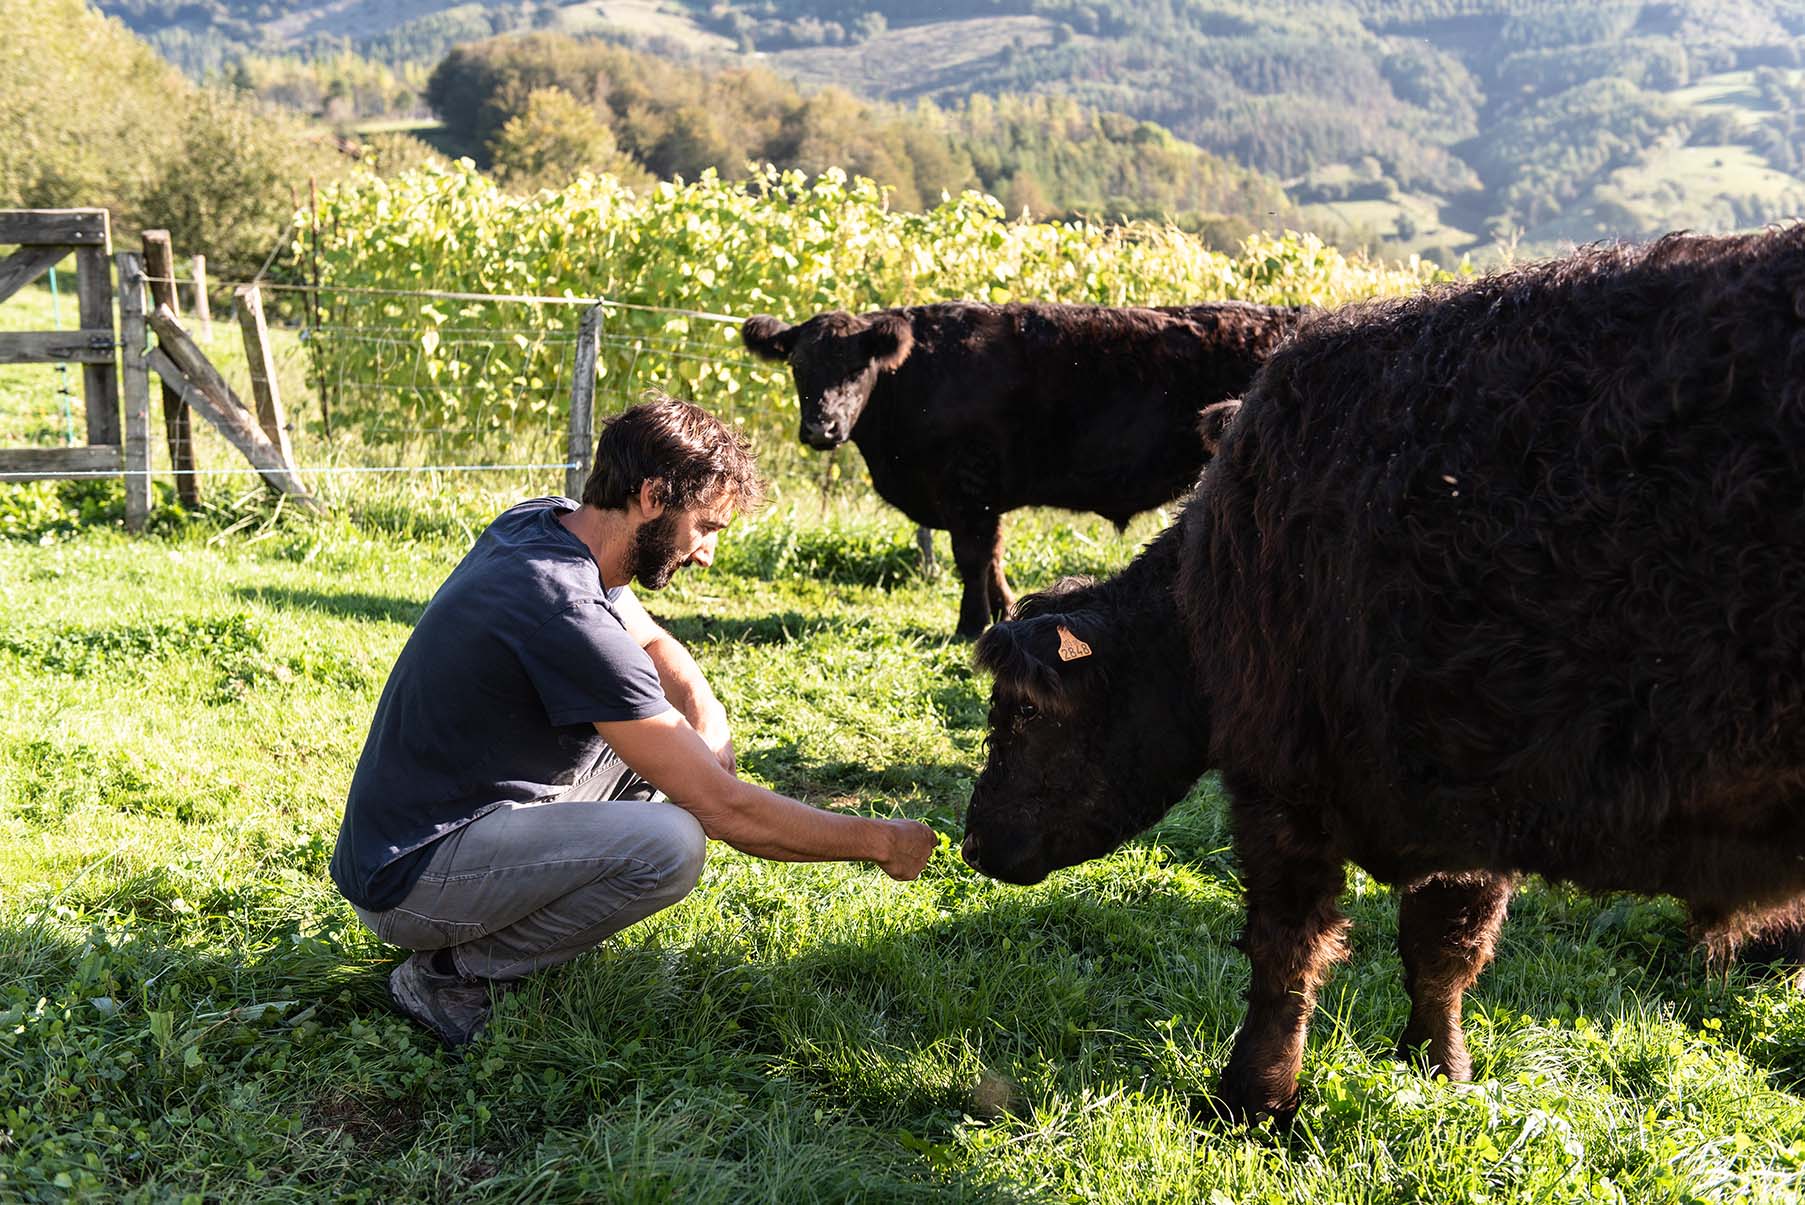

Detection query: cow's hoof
xmin=1395 ymin=1031 xmax=1472 ymax=1082
xmin=1192 ymin=1092 xmax=1298 ymax=1132
xmin=1199 ymin=1070 xmax=1301 ymax=1130
xmin=1737 ymin=923 xmax=1805 ymax=987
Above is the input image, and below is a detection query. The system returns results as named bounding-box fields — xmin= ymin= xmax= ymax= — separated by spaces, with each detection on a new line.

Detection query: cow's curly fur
xmin=965 ymin=227 xmax=1805 ymax=1121
xmin=1175 ymin=227 xmax=1805 ymax=1116
xmin=1188 ymin=227 xmax=1805 ymax=914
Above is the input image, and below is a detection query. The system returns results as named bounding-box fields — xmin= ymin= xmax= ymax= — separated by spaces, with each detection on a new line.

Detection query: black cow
xmin=961 ymin=228 xmax=1805 ymax=1121
xmin=741 ymin=301 xmax=1303 ymax=638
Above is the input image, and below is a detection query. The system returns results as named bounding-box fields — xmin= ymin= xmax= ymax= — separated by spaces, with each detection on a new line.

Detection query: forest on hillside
xmin=92 ymin=0 xmax=1805 ymax=259
xmin=422 ymin=33 xmax=1293 ymax=236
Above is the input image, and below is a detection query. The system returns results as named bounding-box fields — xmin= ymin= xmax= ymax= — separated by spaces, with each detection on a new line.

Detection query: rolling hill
xmin=97 ymin=0 xmax=1805 ymax=261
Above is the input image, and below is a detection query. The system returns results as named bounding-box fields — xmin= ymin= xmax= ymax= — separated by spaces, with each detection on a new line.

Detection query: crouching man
xmin=330 ymin=393 xmax=939 ymax=1046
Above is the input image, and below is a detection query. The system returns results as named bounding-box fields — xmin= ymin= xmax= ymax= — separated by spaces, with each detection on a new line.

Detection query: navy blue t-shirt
xmin=330 ymin=496 xmax=672 ymax=911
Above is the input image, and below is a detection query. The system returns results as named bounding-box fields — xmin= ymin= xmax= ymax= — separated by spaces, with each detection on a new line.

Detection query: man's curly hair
xmin=581 ymin=391 xmax=766 ymax=515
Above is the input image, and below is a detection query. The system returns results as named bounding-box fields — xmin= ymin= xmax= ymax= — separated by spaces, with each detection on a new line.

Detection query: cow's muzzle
xmin=960 ymin=828 xmax=1051 ymax=886
xmin=800 ymin=423 xmax=846 ymax=450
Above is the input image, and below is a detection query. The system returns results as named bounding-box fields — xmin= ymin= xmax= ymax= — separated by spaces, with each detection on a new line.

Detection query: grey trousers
xmin=353 ymin=753 xmax=706 ymax=981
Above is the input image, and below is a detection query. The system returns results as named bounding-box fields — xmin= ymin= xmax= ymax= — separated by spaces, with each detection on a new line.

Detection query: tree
xmin=488 ymin=87 xmax=647 ymax=191
xmin=1003 ymin=170 xmax=1052 ymax=219
xmin=137 ymin=88 xmax=346 ymax=280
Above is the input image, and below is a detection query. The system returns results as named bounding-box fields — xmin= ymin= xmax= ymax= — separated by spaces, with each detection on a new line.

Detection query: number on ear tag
xmin=1057 ymin=625 xmax=1092 ymax=662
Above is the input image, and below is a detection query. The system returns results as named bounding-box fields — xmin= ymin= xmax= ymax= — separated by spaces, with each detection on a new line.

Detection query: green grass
xmin=6 ymin=271 xmax=1805 ymax=1196
xmin=1668 ymin=70 xmax=1797 ymax=126
xmin=1294 ymin=192 xmax=1480 ymax=266
xmin=5 ymin=479 xmax=1805 ymax=1202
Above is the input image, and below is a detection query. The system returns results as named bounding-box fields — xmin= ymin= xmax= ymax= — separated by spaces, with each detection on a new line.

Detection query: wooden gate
xmin=0 ymin=208 xmax=150 ymax=529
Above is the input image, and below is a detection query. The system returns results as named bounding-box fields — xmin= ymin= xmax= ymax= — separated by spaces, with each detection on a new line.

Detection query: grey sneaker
xmin=387 ymin=952 xmax=498 ymax=1048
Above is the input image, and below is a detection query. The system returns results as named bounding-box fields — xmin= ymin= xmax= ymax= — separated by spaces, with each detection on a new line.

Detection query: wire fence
xmin=2 ymin=271 xmax=848 ymax=520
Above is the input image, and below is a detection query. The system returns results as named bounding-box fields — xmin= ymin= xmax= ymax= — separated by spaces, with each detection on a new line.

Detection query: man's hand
xmin=877 ymin=819 xmax=938 ymax=881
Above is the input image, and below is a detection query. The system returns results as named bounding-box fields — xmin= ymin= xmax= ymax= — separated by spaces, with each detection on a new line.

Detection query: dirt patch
xmin=308 ymin=1093 xmax=424 ymax=1155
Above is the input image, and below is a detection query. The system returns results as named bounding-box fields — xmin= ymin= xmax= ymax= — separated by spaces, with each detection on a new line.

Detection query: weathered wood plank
xmin=0 ymin=330 xmax=117 ymax=364
xmin=234 ymin=284 xmax=295 ymax=470
xmin=117 ymin=252 xmax=151 ymax=531
xmin=0 ymin=209 xmax=109 ymax=247
xmin=0 ymin=445 xmax=121 ymax=480
xmin=567 ymin=304 xmax=601 ymax=498
xmin=141 ymin=229 xmax=195 ymax=504
xmin=192 ymin=254 xmax=211 ymax=338
xmin=140 ymin=230 xmax=179 ymax=318
xmin=148 ymin=306 xmax=323 ymax=513
xmin=76 ymin=244 xmax=119 ymax=447
xmin=0 ymin=245 xmax=67 ymax=305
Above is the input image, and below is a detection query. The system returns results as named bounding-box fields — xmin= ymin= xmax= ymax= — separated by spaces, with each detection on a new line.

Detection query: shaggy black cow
xmin=741 ymin=301 xmax=1302 ymax=638
xmin=961 ymin=228 xmax=1805 ymax=1122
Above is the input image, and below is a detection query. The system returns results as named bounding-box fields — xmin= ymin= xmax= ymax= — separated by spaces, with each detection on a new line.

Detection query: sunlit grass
xmin=3 ymin=471 xmax=1805 ymax=1200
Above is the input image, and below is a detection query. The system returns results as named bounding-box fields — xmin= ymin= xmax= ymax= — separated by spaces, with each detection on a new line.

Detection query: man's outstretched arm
xmin=594 ymin=711 xmax=937 ymax=880
xmin=609 ymin=586 xmax=734 ymax=772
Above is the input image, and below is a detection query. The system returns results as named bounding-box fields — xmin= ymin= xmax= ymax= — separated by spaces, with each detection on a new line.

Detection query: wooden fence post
xmin=566 ymin=304 xmax=601 ymax=499
xmin=141 ymin=229 xmax=197 ymax=506
xmin=148 ymin=304 xmax=322 ymax=513
xmin=235 ymin=284 xmax=294 ymax=469
xmin=116 ymin=252 xmax=151 ymax=532
xmin=191 ymin=254 xmax=211 ymax=339
xmin=75 ymin=218 xmax=118 ymax=448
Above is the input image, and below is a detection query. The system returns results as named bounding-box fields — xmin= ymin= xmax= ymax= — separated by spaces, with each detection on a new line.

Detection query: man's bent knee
xmin=634 ymin=802 xmax=707 ymax=902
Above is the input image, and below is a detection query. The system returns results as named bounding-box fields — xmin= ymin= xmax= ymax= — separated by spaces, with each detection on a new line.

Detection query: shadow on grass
xmin=740 ymin=738 xmax=975 ymax=823
xmin=0 ymin=907 xmax=423 ymax=1149
xmin=650 ymin=607 xmax=962 ymax=650
xmin=650 ymin=609 xmax=858 ymax=647
xmin=484 ymin=878 xmax=1250 ymax=1169
xmin=235 ymin=585 xmax=426 ymax=626
xmin=13 ymin=846 xmax=1804 ymax=1199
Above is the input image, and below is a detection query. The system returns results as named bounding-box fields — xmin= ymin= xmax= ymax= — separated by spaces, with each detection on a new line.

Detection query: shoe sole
xmin=386 ymin=963 xmax=484 ymax=1049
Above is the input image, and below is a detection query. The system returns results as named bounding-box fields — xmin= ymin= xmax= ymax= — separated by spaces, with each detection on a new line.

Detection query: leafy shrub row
xmin=301 ymin=163 xmax=1453 ymax=482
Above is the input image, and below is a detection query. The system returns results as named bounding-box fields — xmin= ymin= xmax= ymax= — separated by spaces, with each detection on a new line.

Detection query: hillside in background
xmin=420 ymin=32 xmax=1293 ymax=235
xmin=95 ymin=0 xmax=1805 ymax=261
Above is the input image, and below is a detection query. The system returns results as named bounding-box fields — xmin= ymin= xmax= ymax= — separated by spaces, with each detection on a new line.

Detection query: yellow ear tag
xmin=1057 ymin=625 xmax=1092 ymax=662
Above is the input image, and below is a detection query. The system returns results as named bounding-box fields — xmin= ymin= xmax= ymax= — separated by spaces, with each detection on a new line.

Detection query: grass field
xmin=6 ymin=286 xmax=1805 ymax=1201
xmin=767 ymin=17 xmax=1069 ymax=102
xmin=1668 ymin=70 xmax=1796 ymax=128
xmin=551 ymin=0 xmax=739 ymax=54
xmin=1293 ymin=192 xmax=1480 ymax=268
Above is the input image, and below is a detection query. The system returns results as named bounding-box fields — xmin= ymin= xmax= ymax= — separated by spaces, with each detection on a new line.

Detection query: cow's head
xmin=960 ymin=528 xmax=1212 ymax=885
xmin=741 ymin=311 xmax=914 ymax=450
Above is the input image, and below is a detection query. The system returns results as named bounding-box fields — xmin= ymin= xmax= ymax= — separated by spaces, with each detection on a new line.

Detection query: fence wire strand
xmin=5 ymin=280 xmax=821 ymax=503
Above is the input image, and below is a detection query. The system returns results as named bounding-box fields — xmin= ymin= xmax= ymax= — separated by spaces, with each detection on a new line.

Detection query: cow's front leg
xmin=1737 ymin=913 xmax=1805 ymax=991
xmin=986 ymin=533 xmax=1015 ymax=621
xmin=1396 ymin=871 xmax=1513 ymax=1081
xmin=1217 ymin=782 xmax=1350 ymax=1123
xmin=948 ymin=512 xmax=1002 ymax=640
xmin=915 ymin=525 xmax=940 ymax=580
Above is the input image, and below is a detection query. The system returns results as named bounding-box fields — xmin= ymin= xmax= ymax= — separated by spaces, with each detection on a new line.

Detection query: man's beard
xmin=629 ymin=511 xmax=687 ymax=590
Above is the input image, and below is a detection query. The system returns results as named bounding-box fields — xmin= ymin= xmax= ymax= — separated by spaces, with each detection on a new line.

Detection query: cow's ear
xmin=975 ymin=613 xmax=1099 ymax=713
xmin=862 ymin=312 xmax=914 ymax=372
xmin=1199 ymin=399 xmax=1241 ymax=458
xmin=975 ymin=619 xmax=1065 ymax=711
xmin=742 ymin=315 xmax=799 ymax=361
